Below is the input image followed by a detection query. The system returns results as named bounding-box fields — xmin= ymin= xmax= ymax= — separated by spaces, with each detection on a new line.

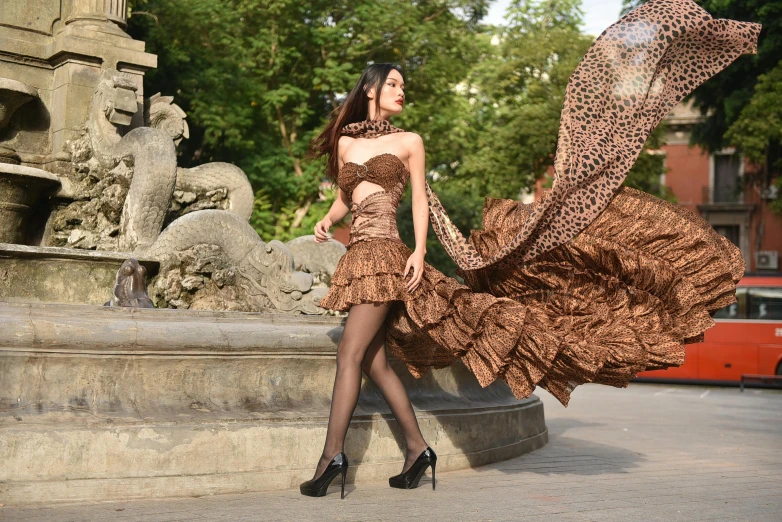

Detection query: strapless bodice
xmin=336 ymin=153 xmax=410 ymax=248
xmin=336 ymin=153 xmax=410 ymax=205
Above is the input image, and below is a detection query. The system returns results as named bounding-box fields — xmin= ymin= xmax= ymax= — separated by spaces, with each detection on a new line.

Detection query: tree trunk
xmin=290 ymin=195 xmax=314 ymax=230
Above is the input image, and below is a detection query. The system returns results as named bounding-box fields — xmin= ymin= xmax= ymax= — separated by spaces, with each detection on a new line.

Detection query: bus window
xmin=713 ymin=302 xmax=739 ymax=319
xmin=713 ymin=288 xmax=747 ymax=319
xmin=748 ymin=287 xmax=782 ymax=320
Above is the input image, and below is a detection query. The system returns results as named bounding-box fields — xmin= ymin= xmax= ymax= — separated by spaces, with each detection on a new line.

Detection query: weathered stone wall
xmin=0 ymin=302 xmax=548 ymax=505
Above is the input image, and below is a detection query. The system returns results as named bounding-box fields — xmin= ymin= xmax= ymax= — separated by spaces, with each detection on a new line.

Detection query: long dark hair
xmin=308 ymin=63 xmax=405 ymax=183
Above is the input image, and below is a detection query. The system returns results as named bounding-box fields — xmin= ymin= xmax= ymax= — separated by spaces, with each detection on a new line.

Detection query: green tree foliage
xmin=453 ymin=0 xmax=593 ymax=198
xmin=725 ymin=63 xmax=782 ymax=164
xmin=128 ymin=0 xmax=489 ymax=248
xmin=725 ymin=61 xmax=782 ymax=213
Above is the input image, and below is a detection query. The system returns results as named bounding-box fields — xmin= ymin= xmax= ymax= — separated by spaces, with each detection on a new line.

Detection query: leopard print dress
xmin=318 ymin=0 xmax=760 ymax=406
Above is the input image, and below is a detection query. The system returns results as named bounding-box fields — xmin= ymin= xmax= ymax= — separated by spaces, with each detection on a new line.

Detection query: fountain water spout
xmin=0 ymin=78 xmax=38 ymax=165
xmin=0 ymin=78 xmax=60 ymax=243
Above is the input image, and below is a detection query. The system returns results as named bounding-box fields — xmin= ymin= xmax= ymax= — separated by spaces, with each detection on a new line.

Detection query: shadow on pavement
xmin=490 ymin=417 xmax=645 ymax=476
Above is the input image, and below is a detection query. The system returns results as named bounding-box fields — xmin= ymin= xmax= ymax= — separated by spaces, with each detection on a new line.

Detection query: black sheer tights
xmin=311 ymin=302 xmax=429 ymax=481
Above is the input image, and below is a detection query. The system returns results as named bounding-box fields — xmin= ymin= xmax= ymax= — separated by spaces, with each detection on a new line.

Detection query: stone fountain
xmin=0 ymin=1 xmax=547 ymax=506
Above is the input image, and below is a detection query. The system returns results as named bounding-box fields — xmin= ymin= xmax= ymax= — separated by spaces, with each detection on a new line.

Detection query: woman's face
xmin=368 ymin=69 xmax=405 ymax=117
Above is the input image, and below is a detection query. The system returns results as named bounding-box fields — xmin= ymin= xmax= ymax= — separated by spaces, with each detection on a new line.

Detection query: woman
xmin=302 ymin=64 xmax=435 ymax=499
xmin=302 ymin=0 xmax=760 ymax=499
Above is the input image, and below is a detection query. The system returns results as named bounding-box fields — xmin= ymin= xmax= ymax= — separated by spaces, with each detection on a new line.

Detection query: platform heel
xmin=299 ymin=452 xmax=349 ymax=498
xmin=389 ymin=446 xmax=437 ymax=490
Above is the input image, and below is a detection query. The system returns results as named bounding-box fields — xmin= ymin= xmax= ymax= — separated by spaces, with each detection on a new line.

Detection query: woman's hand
xmin=314 ymin=217 xmax=333 ymax=243
xmin=404 ymin=249 xmax=426 ymax=292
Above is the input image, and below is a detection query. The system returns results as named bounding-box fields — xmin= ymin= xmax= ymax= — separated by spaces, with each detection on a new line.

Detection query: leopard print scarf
xmin=341 ymin=119 xmax=406 ymax=139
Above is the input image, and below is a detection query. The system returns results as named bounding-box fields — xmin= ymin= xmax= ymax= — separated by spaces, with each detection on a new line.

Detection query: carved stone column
xmin=63 ymin=0 xmax=129 ymax=33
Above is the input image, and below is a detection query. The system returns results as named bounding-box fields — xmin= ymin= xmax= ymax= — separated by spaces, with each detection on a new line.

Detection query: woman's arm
xmin=408 ymin=133 xmax=427 ymax=254
xmin=404 ymin=133 xmax=427 ymax=291
xmin=327 ymin=135 xmax=352 ymax=224
xmin=314 ymin=137 xmax=351 ymax=243
xmin=324 ymin=186 xmax=351 ymax=225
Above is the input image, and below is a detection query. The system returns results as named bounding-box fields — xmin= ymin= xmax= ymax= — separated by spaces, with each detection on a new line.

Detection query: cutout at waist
xmin=351 ymin=180 xmax=386 ymax=208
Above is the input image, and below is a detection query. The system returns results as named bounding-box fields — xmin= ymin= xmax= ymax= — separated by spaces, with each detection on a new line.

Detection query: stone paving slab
xmin=2 ymin=383 xmax=780 ymax=521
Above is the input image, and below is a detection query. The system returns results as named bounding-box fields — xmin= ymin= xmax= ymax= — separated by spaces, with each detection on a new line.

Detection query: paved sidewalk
xmin=2 ymin=383 xmax=780 ymax=522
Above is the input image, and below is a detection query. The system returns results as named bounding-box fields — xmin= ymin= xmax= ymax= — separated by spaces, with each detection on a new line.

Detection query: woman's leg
xmin=360 ymin=319 xmax=429 ymax=474
xmin=311 ymin=301 xmax=391 ymax=481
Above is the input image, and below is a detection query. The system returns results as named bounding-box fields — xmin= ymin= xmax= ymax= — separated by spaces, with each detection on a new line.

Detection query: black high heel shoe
xmin=300 ymin=452 xmax=349 ymax=499
xmin=389 ymin=446 xmax=437 ymax=490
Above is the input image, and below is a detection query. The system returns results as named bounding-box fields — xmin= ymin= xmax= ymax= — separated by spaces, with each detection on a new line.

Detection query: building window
xmin=712 ymin=224 xmax=740 ymax=248
xmin=711 ymin=287 xmax=782 ymax=320
xmin=712 ymin=153 xmax=742 ymax=203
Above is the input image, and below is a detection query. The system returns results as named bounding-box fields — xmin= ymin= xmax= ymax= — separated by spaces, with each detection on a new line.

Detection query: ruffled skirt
xmin=317 ymin=187 xmax=743 ymax=406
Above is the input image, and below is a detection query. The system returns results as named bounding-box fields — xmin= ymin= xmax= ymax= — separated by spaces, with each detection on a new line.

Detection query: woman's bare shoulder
xmin=338 ymin=135 xmax=355 ymax=147
xmin=399 ymin=131 xmax=424 ymax=152
xmin=337 ymin=135 xmax=355 ymax=160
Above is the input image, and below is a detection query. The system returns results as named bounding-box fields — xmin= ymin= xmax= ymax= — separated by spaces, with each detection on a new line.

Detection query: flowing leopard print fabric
xmin=319 ymin=0 xmax=758 ymax=406
xmin=427 ymin=0 xmax=760 ymax=276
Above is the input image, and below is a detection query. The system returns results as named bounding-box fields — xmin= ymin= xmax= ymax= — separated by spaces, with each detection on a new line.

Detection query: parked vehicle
xmin=635 ymin=274 xmax=782 ymax=384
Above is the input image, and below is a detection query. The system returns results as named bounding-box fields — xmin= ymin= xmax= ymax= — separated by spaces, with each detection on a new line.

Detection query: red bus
xmin=636 ymin=273 xmax=782 ymax=384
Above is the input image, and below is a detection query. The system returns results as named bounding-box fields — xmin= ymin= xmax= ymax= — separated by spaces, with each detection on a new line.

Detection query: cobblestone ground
xmin=2 ymin=383 xmax=780 ymax=522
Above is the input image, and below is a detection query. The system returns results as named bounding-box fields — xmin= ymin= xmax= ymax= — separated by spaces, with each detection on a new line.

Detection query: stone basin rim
xmin=0 ymin=300 xmax=343 ymax=324
xmin=1 ymin=399 xmax=542 ymax=429
xmin=0 ymin=163 xmax=60 ymax=183
xmin=0 ymin=301 xmax=348 ymax=355
xmin=0 ymin=242 xmax=159 ymax=267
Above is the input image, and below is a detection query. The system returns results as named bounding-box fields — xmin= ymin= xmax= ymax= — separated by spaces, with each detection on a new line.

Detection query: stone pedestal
xmin=0 ymin=302 xmax=548 ymax=505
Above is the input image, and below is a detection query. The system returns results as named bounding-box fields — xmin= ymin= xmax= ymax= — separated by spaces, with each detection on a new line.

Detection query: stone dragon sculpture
xmin=146 ymin=210 xmax=326 ymax=313
xmin=59 ymin=68 xmax=329 ymax=314
xmin=85 ymin=70 xmax=256 ymax=250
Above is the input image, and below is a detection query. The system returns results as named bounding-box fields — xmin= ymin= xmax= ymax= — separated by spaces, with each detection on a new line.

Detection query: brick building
xmin=662 ymin=101 xmax=781 ymax=273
